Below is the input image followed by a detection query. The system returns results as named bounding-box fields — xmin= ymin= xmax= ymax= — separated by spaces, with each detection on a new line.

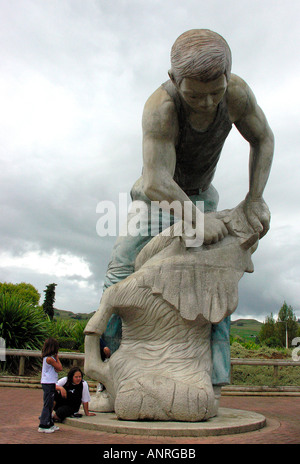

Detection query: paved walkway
xmin=1 ymin=387 xmax=299 ymax=444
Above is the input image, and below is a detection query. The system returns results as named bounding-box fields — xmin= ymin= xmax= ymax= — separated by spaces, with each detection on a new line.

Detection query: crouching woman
xmin=53 ymin=367 xmax=96 ymax=422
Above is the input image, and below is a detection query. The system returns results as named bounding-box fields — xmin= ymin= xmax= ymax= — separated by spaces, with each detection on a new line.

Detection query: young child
xmin=38 ymin=337 xmax=63 ymax=433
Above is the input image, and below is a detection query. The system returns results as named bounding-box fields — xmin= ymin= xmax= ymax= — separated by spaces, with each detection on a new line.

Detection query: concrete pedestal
xmin=65 ymin=407 xmax=266 ymax=437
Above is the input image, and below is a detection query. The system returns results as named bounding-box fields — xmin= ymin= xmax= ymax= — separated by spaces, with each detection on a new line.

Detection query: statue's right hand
xmin=203 ymin=214 xmax=228 ymax=245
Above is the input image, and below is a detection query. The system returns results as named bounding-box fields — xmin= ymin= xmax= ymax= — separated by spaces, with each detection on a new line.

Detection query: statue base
xmin=65 ymin=408 xmax=266 ymax=437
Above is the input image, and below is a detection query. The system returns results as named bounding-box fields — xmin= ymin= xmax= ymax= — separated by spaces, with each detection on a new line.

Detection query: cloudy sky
xmin=1 ymin=0 xmax=299 ymax=322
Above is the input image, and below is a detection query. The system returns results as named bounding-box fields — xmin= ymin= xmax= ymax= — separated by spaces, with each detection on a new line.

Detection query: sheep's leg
xmin=84 ymin=287 xmax=116 ymax=335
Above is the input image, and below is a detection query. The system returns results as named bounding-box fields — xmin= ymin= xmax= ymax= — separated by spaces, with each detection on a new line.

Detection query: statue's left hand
xmin=243 ymin=194 xmax=270 ymax=238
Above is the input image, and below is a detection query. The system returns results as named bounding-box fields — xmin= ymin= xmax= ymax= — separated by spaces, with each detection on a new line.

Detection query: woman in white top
xmin=53 ymin=367 xmax=96 ymax=422
xmin=38 ymin=338 xmax=63 ymax=433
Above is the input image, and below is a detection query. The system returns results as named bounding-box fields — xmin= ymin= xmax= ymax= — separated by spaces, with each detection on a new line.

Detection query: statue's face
xmin=178 ymin=74 xmax=227 ymax=113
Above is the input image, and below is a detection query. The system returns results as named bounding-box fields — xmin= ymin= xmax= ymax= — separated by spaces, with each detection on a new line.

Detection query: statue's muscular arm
xmin=227 ymin=75 xmax=274 ymax=237
xmin=142 ymin=87 xmax=228 ymax=245
xmin=142 ymin=87 xmax=181 ymax=204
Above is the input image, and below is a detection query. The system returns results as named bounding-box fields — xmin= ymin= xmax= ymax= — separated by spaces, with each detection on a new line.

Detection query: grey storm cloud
xmin=0 ymin=0 xmax=300 ymax=321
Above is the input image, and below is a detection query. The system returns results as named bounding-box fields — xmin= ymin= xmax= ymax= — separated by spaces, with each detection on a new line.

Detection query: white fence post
xmin=0 ymin=338 xmax=6 ymax=362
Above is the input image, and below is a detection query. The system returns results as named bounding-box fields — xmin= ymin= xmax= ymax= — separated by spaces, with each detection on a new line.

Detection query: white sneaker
xmin=38 ymin=426 xmax=55 ymax=433
xmin=52 ymin=425 xmax=60 ymax=431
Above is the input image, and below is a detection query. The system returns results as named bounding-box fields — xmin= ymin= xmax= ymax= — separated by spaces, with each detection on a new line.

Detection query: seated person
xmin=97 ymin=338 xmax=111 ymax=392
xmin=100 ymin=338 xmax=111 ymax=361
xmin=53 ymin=367 xmax=96 ymax=421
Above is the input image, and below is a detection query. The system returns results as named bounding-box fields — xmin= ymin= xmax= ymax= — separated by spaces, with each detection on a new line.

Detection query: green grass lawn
xmin=230 ymin=318 xmax=262 ymax=341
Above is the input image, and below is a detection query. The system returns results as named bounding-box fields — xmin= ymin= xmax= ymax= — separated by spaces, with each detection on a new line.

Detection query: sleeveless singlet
xmin=161 ymin=80 xmax=232 ymax=193
xmin=62 ymin=380 xmax=84 ymax=411
xmin=40 ymin=356 xmax=58 ymax=384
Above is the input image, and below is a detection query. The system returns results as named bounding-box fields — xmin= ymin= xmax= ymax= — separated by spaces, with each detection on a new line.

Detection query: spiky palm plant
xmin=0 ymin=293 xmax=50 ymax=350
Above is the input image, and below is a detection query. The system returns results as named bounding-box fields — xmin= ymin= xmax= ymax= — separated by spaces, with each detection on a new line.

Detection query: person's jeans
xmin=53 ymin=390 xmax=78 ymax=421
xmin=39 ymin=383 xmax=56 ymax=428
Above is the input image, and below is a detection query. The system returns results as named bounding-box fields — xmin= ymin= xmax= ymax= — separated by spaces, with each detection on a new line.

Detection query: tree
xmin=0 ymin=282 xmax=40 ymax=306
xmin=42 ymin=283 xmax=57 ymax=320
xmin=258 ymin=313 xmax=281 ymax=347
xmin=277 ymin=301 xmax=298 ymax=348
xmin=259 ymin=303 xmax=299 ymax=348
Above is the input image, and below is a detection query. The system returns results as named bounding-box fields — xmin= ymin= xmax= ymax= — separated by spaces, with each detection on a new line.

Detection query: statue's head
xmin=169 ymin=29 xmax=232 ymax=85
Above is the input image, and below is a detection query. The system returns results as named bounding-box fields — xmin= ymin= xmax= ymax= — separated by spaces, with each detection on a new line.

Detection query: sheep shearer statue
xmin=84 ymin=29 xmax=274 ymax=421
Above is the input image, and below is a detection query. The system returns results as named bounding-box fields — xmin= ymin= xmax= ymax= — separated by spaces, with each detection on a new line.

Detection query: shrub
xmin=49 ymin=319 xmax=74 ymax=339
xmin=242 ymin=340 xmax=260 ymax=350
xmin=263 ymin=336 xmax=281 ymax=348
xmin=230 ymin=337 xmax=260 ymax=351
xmin=0 ymin=293 xmax=51 ymax=373
xmin=49 ymin=319 xmax=87 ymax=352
xmin=0 ymin=293 xmax=50 ymax=350
xmin=70 ymin=320 xmax=87 ymax=352
xmin=0 ymin=282 xmax=41 ymax=306
xmin=56 ymin=336 xmax=78 ymax=351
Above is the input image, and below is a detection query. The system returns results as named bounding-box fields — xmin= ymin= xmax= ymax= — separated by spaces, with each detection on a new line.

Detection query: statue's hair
xmin=170 ymin=29 xmax=232 ymax=84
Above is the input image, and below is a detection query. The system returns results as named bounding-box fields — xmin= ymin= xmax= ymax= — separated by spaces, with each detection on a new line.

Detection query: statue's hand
xmin=181 ymin=213 xmax=228 ymax=247
xmin=243 ymin=194 xmax=270 ymax=238
xmin=203 ymin=214 xmax=229 ymax=245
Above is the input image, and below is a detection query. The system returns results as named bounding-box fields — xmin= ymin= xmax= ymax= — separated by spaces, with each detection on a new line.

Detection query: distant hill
xmin=230 ymin=318 xmax=262 ymax=341
xmin=53 ymin=308 xmax=95 ymax=321
xmin=54 ymin=309 xmax=262 ymax=339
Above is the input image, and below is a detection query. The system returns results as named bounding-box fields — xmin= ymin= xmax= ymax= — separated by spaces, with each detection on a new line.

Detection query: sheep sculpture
xmin=84 ymin=201 xmax=260 ymax=421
